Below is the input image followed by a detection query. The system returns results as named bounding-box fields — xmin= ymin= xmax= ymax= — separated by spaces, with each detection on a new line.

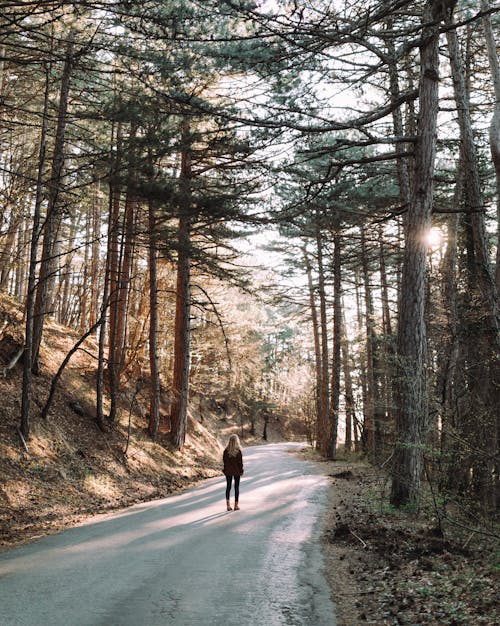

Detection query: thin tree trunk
xmin=107 ymin=121 xmax=123 ymax=423
xmin=60 ymin=213 xmax=77 ymax=326
xmin=447 ymin=12 xmax=500 ymax=509
xmin=360 ymin=226 xmax=376 ymax=457
xmin=42 ymin=317 xmax=105 ymax=420
xmin=341 ymin=312 xmax=354 ymax=452
xmin=170 ymin=121 xmax=192 ymax=450
xmin=32 ymin=32 xmax=75 ymax=374
xmin=378 ymin=223 xmax=395 ymax=454
xmin=378 ymin=224 xmax=393 ymax=338
xmin=316 ymin=220 xmax=330 ymax=455
xmin=114 ymin=124 xmax=138 ymax=378
xmin=20 ymin=61 xmax=51 ymax=439
xmin=354 ymin=269 xmax=368 ymax=449
xmin=15 ymin=215 xmax=29 ymax=300
xmin=303 ymin=247 xmax=323 ymax=447
xmin=96 ymin=170 xmax=117 ymax=428
xmin=0 ymin=210 xmax=21 ymax=288
xmin=436 ymin=161 xmax=463 ymax=492
xmin=81 ymin=204 xmax=91 ymax=331
xmin=113 ymin=187 xmax=135 ymax=377
xmin=386 ymin=18 xmax=411 ymax=210
xmin=480 ymin=0 xmax=500 ymax=293
xmin=148 ymin=198 xmax=161 ymax=439
xmin=391 ymin=1 xmax=444 ymax=507
xmin=90 ymin=179 xmax=101 ymax=329
xmin=327 ymin=231 xmax=342 ymax=460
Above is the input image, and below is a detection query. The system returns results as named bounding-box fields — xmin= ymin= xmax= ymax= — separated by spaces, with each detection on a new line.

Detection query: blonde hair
xmin=226 ymin=434 xmax=241 ymax=457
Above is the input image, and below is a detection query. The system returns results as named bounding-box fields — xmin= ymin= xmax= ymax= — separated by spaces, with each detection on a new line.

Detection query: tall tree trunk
xmin=378 ymin=224 xmax=395 ymax=455
xmin=327 ymin=231 xmax=342 ymax=460
xmin=90 ymin=179 xmax=101 ymax=329
xmin=113 ymin=187 xmax=135 ymax=376
xmin=354 ymin=268 xmax=368 ymax=450
xmin=386 ymin=18 xmax=411 ymax=210
xmin=436 ymin=161 xmax=463 ymax=492
xmin=96 ymin=124 xmax=121 ymax=430
xmin=480 ymin=0 xmax=500 ymax=293
xmin=148 ymin=197 xmax=161 ymax=440
xmin=303 ymin=247 xmax=323 ymax=446
xmin=360 ymin=226 xmax=376 ymax=457
xmin=60 ymin=213 xmax=78 ymax=326
xmin=170 ymin=121 xmax=192 ymax=450
xmin=378 ymin=224 xmax=393 ymax=338
xmin=32 ymin=32 xmax=74 ymax=374
xmin=316 ymin=220 xmax=330 ymax=455
xmin=106 ymin=121 xmax=123 ymax=423
xmin=446 ymin=13 xmax=500 ymax=509
xmin=15 ymin=215 xmax=29 ymax=300
xmin=475 ymin=5 xmax=499 ymax=506
xmin=20 ymin=61 xmax=51 ymax=439
xmin=341 ymin=313 xmax=354 ymax=452
xmin=0 ymin=210 xmax=21 ymax=288
xmin=108 ymin=124 xmax=136 ymax=422
xmin=80 ymin=201 xmax=92 ymax=331
xmin=114 ymin=125 xmax=137 ymax=373
xmin=391 ymin=1 xmax=444 ymax=507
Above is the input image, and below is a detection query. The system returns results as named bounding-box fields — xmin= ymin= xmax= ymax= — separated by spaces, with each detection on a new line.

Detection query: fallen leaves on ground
xmin=317 ymin=457 xmax=499 ymax=626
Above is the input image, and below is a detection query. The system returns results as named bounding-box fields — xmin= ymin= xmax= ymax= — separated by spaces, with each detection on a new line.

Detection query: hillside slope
xmin=0 ymin=292 xmax=254 ymax=550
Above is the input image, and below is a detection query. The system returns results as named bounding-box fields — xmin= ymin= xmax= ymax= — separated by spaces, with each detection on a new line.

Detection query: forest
xmin=0 ymin=1 xmax=499 ymax=616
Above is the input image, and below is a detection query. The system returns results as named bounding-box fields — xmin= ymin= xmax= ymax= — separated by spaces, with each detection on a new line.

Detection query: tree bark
xmin=315 ymin=220 xmax=330 ymax=455
xmin=148 ymin=198 xmax=161 ymax=440
xmin=386 ymin=18 xmax=411 ymax=210
xmin=20 ymin=61 xmax=51 ymax=439
xmin=327 ymin=231 xmax=342 ymax=460
xmin=480 ymin=0 xmax=500 ymax=294
xmin=354 ymin=268 xmax=368 ymax=449
xmin=378 ymin=224 xmax=393 ymax=338
xmin=303 ymin=247 xmax=323 ymax=446
xmin=341 ymin=313 xmax=355 ymax=452
xmin=96 ymin=123 xmax=120 ymax=428
xmin=378 ymin=223 xmax=395 ymax=454
xmin=391 ymin=1 xmax=443 ymax=507
xmin=106 ymin=121 xmax=123 ymax=423
xmin=170 ymin=121 xmax=193 ymax=450
xmin=436 ymin=160 xmax=463 ymax=492
xmin=114 ymin=124 xmax=138 ymax=375
xmin=60 ymin=213 xmax=77 ymax=326
xmin=0 ymin=210 xmax=21 ymax=289
xmin=360 ymin=226 xmax=376 ymax=457
xmin=90 ymin=179 xmax=101 ymax=329
xmin=446 ymin=12 xmax=500 ymax=509
xmin=32 ymin=32 xmax=75 ymax=374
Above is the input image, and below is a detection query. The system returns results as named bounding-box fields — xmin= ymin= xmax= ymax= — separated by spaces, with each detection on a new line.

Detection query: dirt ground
xmin=315 ymin=454 xmax=499 ymax=626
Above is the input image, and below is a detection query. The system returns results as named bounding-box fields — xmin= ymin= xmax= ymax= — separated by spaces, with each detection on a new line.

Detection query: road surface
xmin=0 ymin=442 xmax=336 ymax=625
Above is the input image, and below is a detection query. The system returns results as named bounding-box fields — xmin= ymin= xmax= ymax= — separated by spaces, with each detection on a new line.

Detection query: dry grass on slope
xmin=0 ymin=292 xmax=223 ymax=551
xmin=312 ymin=451 xmax=500 ymax=626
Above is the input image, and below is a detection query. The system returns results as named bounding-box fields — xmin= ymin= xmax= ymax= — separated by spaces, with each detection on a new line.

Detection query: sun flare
xmin=423 ymin=227 xmax=443 ymax=249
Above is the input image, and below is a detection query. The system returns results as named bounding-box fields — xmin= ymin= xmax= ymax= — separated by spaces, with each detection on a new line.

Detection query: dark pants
xmin=225 ymin=475 xmax=240 ymax=501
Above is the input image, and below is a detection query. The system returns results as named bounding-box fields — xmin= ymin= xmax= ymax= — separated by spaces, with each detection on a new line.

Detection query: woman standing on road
xmin=223 ymin=434 xmax=244 ymax=511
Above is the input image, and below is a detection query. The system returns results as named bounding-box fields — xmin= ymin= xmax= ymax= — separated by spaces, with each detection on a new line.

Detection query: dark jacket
xmin=223 ymin=449 xmax=244 ymax=476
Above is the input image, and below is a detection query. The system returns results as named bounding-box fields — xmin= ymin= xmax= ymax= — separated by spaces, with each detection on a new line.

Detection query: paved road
xmin=0 ymin=442 xmax=336 ymax=626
